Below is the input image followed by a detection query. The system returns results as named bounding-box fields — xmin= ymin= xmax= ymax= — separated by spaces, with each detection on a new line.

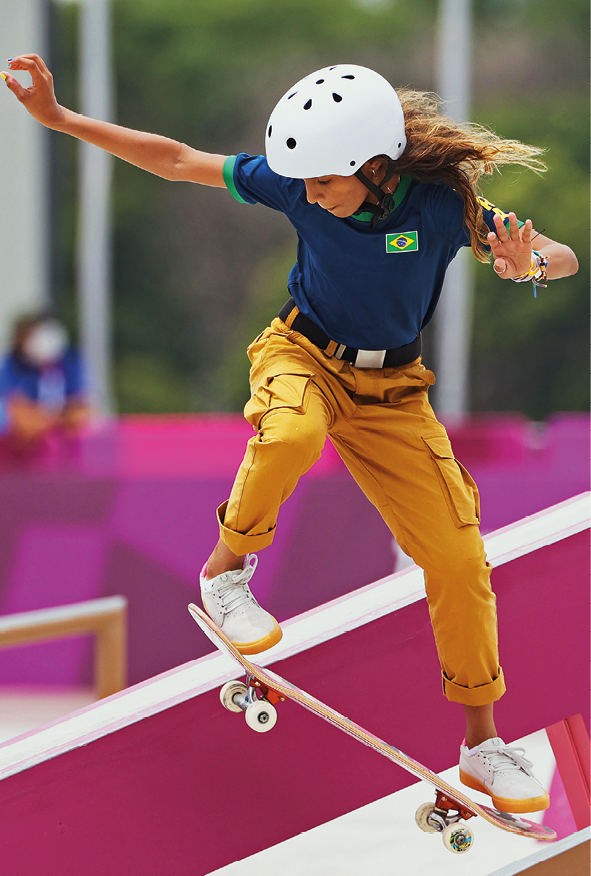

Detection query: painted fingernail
xmin=7 ymin=59 xmax=12 ymax=63
xmin=0 ymin=73 xmax=6 ymax=81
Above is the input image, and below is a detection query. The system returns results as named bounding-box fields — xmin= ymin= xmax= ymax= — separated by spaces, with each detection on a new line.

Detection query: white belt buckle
xmin=354 ymin=349 xmax=387 ymax=369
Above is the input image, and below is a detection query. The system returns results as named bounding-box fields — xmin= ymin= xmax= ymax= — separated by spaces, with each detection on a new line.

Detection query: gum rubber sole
xmin=232 ymin=621 xmax=283 ymax=655
xmin=193 ymin=601 xmax=283 ymax=656
xmin=459 ymin=769 xmax=550 ymax=814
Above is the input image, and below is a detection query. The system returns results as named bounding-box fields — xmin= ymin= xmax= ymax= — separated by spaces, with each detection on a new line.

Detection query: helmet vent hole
xmin=287 ymin=92 xmax=296 ymax=100
xmin=286 ymin=138 xmax=297 ymax=150
xmin=350 ymin=160 xmax=356 ymax=166
xmin=332 ymin=93 xmax=342 ymax=102
xmin=304 ymin=99 xmax=312 ymax=110
xmin=329 ymin=66 xmax=337 ymax=70
xmin=398 ymin=142 xmax=402 ymax=148
xmin=341 ymin=75 xmax=355 ymax=80
xmin=268 ymin=125 xmax=272 ymax=138
xmin=316 ymin=79 xmax=324 ymax=84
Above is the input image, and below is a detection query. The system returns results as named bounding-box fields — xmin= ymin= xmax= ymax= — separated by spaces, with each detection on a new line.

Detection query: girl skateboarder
xmin=3 ymin=56 xmax=577 ymax=813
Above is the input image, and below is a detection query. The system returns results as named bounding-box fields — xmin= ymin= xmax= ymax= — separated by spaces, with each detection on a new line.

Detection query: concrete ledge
xmin=488 ymin=827 xmax=590 ymax=876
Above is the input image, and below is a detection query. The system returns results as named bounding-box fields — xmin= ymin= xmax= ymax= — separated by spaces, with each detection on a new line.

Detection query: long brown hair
xmin=393 ymin=90 xmax=547 ymax=262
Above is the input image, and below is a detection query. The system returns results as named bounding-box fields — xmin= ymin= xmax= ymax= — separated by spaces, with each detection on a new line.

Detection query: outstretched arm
xmin=2 ymin=54 xmax=226 ymax=186
xmin=488 ymin=213 xmax=578 ymax=281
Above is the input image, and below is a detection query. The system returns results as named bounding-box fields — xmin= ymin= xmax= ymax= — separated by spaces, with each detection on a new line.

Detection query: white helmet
xmin=265 ymin=64 xmax=406 ymax=179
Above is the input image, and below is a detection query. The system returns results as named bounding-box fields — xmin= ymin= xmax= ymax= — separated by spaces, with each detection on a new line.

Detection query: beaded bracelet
xmin=511 ymin=250 xmax=549 ymax=298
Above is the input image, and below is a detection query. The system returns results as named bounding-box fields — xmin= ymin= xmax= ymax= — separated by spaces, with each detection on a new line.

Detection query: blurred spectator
xmin=0 ymin=314 xmax=90 ymax=449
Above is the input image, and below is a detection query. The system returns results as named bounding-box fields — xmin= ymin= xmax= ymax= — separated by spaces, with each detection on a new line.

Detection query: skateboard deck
xmin=188 ymin=603 xmax=556 ymax=853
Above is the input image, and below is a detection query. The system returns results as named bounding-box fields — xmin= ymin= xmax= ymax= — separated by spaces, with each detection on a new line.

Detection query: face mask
xmin=22 ymin=320 xmax=69 ymax=367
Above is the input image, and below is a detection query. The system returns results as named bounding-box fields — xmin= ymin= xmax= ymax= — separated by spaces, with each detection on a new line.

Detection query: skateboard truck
xmin=247 ymin=675 xmax=286 ymax=706
xmin=415 ymin=792 xmax=475 ymax=853
xmin=219 ymin=674 xmax=284 ymax=733
xmin=430 ymin=791 xmax=475 ymax=828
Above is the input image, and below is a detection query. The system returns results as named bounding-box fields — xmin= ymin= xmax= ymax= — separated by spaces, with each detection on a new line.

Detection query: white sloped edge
xmin=487 ymin=826 xmax=590 ymax=876
xmin=0 ymin=492 xmax=588 ymax=782
xmin=0 ymin=652 xmax=238 ymax=781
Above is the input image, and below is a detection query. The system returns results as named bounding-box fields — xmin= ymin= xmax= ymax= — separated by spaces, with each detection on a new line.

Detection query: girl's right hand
xmin=2 ymin=53 xmax=227 ymax=186
xmin=2 ymin=54 xmax=65 ymax=129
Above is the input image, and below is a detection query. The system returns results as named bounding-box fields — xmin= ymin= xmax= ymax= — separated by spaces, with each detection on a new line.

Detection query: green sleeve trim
xmin=223 ymin=155 xmax=250 ymax=204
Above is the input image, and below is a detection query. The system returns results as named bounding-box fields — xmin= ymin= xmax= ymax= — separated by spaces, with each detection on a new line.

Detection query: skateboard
xmin=188 ymin=603 xmax=556 ymax=854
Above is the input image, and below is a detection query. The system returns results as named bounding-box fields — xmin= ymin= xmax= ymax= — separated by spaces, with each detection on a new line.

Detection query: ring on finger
xmin=493 ymin=263 xmax=507 ymax=275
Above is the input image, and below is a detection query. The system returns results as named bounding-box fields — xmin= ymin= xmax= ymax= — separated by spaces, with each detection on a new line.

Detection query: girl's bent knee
xmin=259 ymin=408 xmax=326 ymax=457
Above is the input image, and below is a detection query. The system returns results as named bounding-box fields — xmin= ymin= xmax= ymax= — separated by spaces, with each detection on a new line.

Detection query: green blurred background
xmin=49 ymin=0 xmax=588 ymax=418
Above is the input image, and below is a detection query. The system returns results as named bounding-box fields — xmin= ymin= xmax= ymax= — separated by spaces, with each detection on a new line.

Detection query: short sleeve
xmin=223 ymin=153 xmax=304 ymax=214
xmin=476 ymin=195 xmax=525 ymax=234
xmin=0 ymin=357 xmax=25 ymax=398
xmin=63 ymin=350 xmax=84 ymax=397
xmin=428 ymin=185 xmax=524 ymax=248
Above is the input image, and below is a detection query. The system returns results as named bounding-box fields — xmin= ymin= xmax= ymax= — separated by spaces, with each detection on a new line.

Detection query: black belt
xmin=278 ymin=298 xmax=421 ymax=369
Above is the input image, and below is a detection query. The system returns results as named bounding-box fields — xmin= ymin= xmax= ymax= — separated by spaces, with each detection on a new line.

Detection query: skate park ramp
xmin=0 ymin=493 xmax=588 ymax=876
xmin=203 ymin=724 xmax=589 ymax=876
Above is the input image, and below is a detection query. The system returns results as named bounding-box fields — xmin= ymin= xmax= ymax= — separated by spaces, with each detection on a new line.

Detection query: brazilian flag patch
xmin=385 ymin=231 xmax=419 ymax=253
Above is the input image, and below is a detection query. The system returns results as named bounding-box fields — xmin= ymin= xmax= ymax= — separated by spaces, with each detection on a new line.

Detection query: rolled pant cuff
xmin=217 ymin=501 xmax=276 ymax=555
xmin=442 ymin=669 xmax=506 ymax=706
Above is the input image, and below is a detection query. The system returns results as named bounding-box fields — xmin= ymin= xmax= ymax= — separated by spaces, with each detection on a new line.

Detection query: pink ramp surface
xmin=0 ymin=496 xmax=587 ymax=875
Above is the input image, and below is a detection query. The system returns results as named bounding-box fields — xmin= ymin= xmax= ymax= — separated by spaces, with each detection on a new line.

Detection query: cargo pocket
xmin=244 ymin=370 xmax=314 ymax=431
xmin=423 ymin=434 xmax=480 ymax=527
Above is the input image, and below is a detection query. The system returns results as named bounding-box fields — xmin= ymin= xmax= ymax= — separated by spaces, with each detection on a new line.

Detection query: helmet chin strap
xmin=354 ymin=159 xmax=398 ymax=229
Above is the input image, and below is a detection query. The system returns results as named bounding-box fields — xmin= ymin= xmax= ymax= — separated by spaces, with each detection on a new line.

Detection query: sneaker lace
xmin=480 ymin=743 xmax=534 ymax=776
xmin=216 ymin=555 xmax=258 ymax=615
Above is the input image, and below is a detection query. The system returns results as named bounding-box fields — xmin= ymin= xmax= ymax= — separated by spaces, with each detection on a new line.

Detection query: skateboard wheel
xmin=220 ymin=681 xmax=248 ymax=713
xmin=442 ymin=823 xmax=474 ymax=854
xmin=414 ymin=802 xmax=439 ymax=834
xmin=245 ymin=699 xmax=278 ymax=732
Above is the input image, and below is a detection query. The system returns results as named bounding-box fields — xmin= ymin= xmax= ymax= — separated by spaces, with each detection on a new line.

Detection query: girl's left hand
xmin=488 ymin=213 xmax=533 ymax=279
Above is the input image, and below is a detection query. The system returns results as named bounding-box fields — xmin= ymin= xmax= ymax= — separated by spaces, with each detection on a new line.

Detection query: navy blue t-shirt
xmin=224 ymin=153 xmax=515 ymax=351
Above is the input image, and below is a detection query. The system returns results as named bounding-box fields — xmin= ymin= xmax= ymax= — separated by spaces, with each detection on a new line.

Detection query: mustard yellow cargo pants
xmin=217 ymin=316 xmax=506 ymax=707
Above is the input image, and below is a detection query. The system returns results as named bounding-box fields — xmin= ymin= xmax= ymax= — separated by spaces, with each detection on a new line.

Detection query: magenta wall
xmin=0 ymin=530 xmax=587 ymax=876
xmin=0 ymin=412 xmax=588 ymax=687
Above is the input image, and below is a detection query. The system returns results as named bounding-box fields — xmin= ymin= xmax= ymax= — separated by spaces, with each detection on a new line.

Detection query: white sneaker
xmin=459 ymin=737 xmax=550 ymax=813
xmin=200 ymin=555 xmax=282 ymax=655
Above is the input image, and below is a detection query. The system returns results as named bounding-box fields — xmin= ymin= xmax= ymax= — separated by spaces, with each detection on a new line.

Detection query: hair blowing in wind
xmin=395 ymin=90 xmax=547 ymax=261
